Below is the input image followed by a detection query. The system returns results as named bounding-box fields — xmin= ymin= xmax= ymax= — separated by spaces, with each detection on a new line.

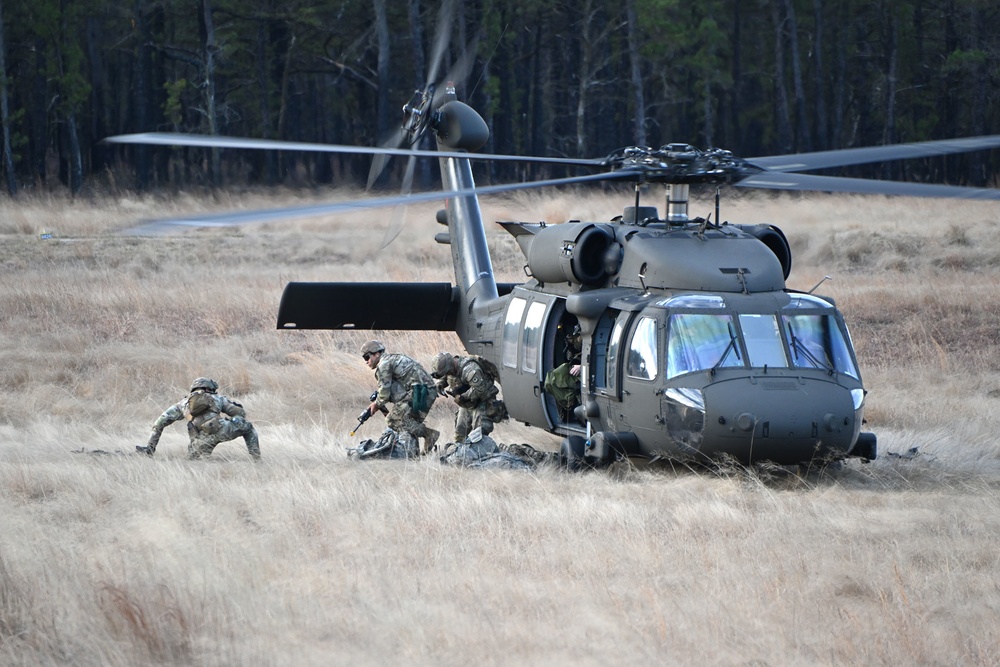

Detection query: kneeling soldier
xmin=138 ymin=377 xmax=261 ymax=460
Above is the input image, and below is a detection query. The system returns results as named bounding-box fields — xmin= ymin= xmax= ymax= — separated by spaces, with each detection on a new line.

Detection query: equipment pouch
xmin=411 ymin=383 xmax=430 ymax=413
xmin=199 ymin=416 xmax=222 ymax=434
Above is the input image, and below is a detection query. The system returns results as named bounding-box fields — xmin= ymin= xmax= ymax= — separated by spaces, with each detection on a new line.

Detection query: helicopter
xmin=104 ymin=53 xmax=1000 ymax=472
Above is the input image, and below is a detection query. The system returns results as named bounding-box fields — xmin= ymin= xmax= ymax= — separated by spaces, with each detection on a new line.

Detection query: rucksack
xmin=471 ymin=356 xmax=501 ymax=384
xmin=187 ymin=392 xmax=216 ymax=417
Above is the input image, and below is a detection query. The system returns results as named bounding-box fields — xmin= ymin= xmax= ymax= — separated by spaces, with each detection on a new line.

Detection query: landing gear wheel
xmin=560 ymin=435 xmax=587 ymax=472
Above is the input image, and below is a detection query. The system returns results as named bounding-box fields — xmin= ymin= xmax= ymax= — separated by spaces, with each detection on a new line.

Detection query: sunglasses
xmin=363 ymin=352 xmax=375 ymax=361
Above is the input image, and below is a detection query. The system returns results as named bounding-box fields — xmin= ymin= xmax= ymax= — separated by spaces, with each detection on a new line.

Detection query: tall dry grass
xmin=1 ymin=187 xmax=1000 ymax=665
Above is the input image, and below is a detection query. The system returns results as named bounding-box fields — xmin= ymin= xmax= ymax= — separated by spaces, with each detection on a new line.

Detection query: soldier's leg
xmin=226 ymin=416 xmax=261 ymax=460
xmin=391 ymin=404 xmax=437 ymax=454
xmin=188 ymin=435 xmax=220 ymax=459
xmin=454 ymin=407 xmax=472 ymax=442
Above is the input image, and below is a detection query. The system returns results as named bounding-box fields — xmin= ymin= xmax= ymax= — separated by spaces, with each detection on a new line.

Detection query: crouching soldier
xmin=138 ymin=377 xmax=261 ymax=460
xmin=431 ymin=351 xmax=506 ymax=444
xmin=360 ymin=340 xmax=440 ymax=455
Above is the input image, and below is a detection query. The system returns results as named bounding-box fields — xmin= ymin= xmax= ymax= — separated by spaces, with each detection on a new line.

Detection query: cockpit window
xmin=655 ymin=294 xmax=726 ymax=309
xmin=785 ymin=294 xmax=834 ymax=309
xmin=782 ymin=313 xmax=859 ymax=378
xmin=739 ymin=314 xmax=788 ymax=368
xmin=606 ymin=316 xmax=627 ymax=392
xmin=626 ymin=316 xmax=659 ymax=380
xmin=666 ymin=313 xmax=741 ymax=379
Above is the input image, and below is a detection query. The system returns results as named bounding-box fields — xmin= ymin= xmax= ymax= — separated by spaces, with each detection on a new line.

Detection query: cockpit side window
xmin=502 ymin=297 xmax=526 ymax=368
xmin=606 ymin=315 xmax=628 ymax=393
xmin=626 ymin=316 xmax=659 ymax=380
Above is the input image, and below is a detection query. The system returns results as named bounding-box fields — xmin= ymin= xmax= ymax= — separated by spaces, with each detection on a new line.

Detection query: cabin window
xmin=782 ymin=313 xmax=859 ymax=379
xmin=502 ymin=297 xmax=526 ymax=368
xmin=626 ymin=316 xmax=659 ymax=380
xmin=605 ymin=315 xmax=628 ymax=392
xmin=522 ymin=301 xmax=547 ymax=373
xmin=739 ymin=314 xmax=788 ymax=368
xmin=666 ymin=313 xmax=740 ymax=379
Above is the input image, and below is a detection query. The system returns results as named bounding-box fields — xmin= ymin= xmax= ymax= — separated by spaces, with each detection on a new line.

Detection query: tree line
xmin=0 ymin=0 xmax=997 ymax=197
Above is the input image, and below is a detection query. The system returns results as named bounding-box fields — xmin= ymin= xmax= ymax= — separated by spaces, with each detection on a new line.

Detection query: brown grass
xmin=1 ymin=188 xmax=999 ymax=665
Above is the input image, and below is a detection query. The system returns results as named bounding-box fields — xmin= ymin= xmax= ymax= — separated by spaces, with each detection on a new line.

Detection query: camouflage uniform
xmin=143 ymin=379 xmax=260 ymax=460
xmin=371 ymin=352 xmax=439 ymax=452
xmin=433 ymin=353 xmax=502 ymax=443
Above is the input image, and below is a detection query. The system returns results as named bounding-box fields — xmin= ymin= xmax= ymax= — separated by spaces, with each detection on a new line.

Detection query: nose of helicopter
xmin=700 ymin=375 xmax=859 ymax=464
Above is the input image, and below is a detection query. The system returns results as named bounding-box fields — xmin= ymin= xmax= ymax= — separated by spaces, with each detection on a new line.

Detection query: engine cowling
xmin=734 ymin=224 xmax=792 ymax=280
xmin=525 ymin=223 xmax=615 ymax=286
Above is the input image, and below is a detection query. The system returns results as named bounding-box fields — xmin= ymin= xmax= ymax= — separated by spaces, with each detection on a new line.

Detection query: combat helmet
xmin=190 ymin=377 xmax=219 ymax=393
xmin=431 ymin=352 xmax=457 ymax=378
xmin=360 ymin=340 xmax=385 ymax=358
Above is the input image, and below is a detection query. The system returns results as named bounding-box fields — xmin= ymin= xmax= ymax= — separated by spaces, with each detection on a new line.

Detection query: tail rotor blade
xmin=367 ymin=126 xmax=408 ymax=191
xmin=378 ymin=156 xmax=417 ymax=250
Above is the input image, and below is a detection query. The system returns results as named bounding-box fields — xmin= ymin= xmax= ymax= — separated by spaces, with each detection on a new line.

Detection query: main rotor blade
xmin=426 ymin=0 xmax=456 ymax=87
xmin=120 ymin=170 xmax=633 ymax=235
xmin=102 ymin=132 xmax=602 ymax=168
xmin=366 ymin=126 xmax=408 ymax=191
xmin=737 ymin=171 xmax=1000 ymax=200
xmin=749 ymin=135 xmax=1000 ymax=173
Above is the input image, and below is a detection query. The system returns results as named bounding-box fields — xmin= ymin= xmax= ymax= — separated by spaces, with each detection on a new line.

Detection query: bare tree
xmin=0 ymin=0 xmax=16 ymax=195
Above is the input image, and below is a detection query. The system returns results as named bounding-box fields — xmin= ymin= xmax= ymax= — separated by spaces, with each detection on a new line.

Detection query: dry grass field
xmin=1 ymin=185 xmax=1000 ymax=665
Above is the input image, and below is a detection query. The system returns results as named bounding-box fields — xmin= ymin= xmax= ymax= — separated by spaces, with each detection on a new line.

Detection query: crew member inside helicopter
xmin=544 ymin=322 xmax=583 ymax=423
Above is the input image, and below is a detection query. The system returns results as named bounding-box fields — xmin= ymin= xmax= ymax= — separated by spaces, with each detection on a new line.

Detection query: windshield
xmin=663 ymin=309 xmax=859 ymax=380
xmin=782 ymin=313 xmax=859 ymax=379
xmin=666 ymin=313 xmax=741 ymax=378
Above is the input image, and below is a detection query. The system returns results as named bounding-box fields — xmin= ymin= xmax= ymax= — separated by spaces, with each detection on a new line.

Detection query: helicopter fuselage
xmin=470 ymin=281 xmax=870 ymax=467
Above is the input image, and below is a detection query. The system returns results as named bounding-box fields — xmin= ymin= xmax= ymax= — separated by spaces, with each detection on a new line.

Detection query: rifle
xmin=350 ymin=390 xmax=387 ymax=436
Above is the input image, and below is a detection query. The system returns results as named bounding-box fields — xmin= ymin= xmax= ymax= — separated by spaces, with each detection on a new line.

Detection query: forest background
xmin=0 ymin=0 xmax=998 ymax=197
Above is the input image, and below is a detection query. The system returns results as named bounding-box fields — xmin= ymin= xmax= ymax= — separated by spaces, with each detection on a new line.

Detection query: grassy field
xmin=1 ymin=187 xmax=999 ymax=665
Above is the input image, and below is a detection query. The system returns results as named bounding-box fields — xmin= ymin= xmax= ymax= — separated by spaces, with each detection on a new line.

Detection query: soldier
xmin=138 ymin=377 xmax=261 ymax=460
xmin=360 ymin=340 xmax=440 ymax=455
xmin=431 ymin=351 xmax=505 ymax=444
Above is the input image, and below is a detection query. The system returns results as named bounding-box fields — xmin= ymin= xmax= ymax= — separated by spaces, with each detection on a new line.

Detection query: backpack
xmin=471 ymin=356 xmax=501 ymax=384
xmin=187 ymin=392 xmax=216 ymax=417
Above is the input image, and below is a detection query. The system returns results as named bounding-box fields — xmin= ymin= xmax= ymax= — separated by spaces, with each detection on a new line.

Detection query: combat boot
xmin=244 ymin=426 xmax=261 ymax=461
xmin=423 ymin=428 xmax=440 ymax=455
xmin=136 ymin=445 xmax=154 ymax=457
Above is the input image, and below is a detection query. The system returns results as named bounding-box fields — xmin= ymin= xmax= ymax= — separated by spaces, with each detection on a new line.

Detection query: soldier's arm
xmin=459 ymin=366 xmax=490 ymax=403
xmin=374 ymin=360 xmax=393 ymax=408
xmin=148 ymin=402 xmax=184 ymax=447
xmin=219 ymin=396 xmax=246 ymax=418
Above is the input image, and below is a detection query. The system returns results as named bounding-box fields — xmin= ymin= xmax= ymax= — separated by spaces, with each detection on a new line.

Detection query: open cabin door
xmin=498 ymin=289 xmax=584 ymax=434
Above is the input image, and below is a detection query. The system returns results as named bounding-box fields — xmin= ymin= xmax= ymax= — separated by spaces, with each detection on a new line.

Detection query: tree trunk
xmin=770 ymin=0 xmax=792 ymax=153
xmin=781 ymin=0 xmax=808 ymax=151
xmin=625 ymin=0 xmax=646 ymax=147
xmin=0 ymin=0 xmax=16 ymax=195
xmin=373 ymin=0 xmax=391 ymax=145
xmin=132 ymin=0 xmax=153 ymax=190
xmin=198 ymin=0 xmax=221 ymax=185
xmin=812 ymin=0 xmax=828 ymax=150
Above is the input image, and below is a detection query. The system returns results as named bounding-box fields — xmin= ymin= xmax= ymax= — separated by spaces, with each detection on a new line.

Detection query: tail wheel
xmin=560 ymin=435 xmax=586 ymax=472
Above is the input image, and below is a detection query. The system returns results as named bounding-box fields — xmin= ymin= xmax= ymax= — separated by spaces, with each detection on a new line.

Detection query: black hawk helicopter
xmin=105 ymin=63 xmax=1000 ymax=472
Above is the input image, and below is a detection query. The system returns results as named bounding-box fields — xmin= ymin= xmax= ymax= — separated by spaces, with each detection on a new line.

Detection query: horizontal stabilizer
xmin=277 ymin=282 xmax=458 ymax=330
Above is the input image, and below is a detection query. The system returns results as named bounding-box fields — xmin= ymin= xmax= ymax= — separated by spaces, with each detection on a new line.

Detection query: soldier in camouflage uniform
xmin=137 ymin=377 xmax=261 ymax=460
xmin=360 ymin=340 xmax=440 ymax=455
xmin=431 ymin=351 xmax=504 ymax=443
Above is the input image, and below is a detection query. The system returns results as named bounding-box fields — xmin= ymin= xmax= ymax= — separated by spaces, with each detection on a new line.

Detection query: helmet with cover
xmin=431 ymin=352 xmax=457 ymax=378
xmin=360 ymin=340 xmax=386 ymax=359
xmin=190 ymin=377 xmax=218 ymax=393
